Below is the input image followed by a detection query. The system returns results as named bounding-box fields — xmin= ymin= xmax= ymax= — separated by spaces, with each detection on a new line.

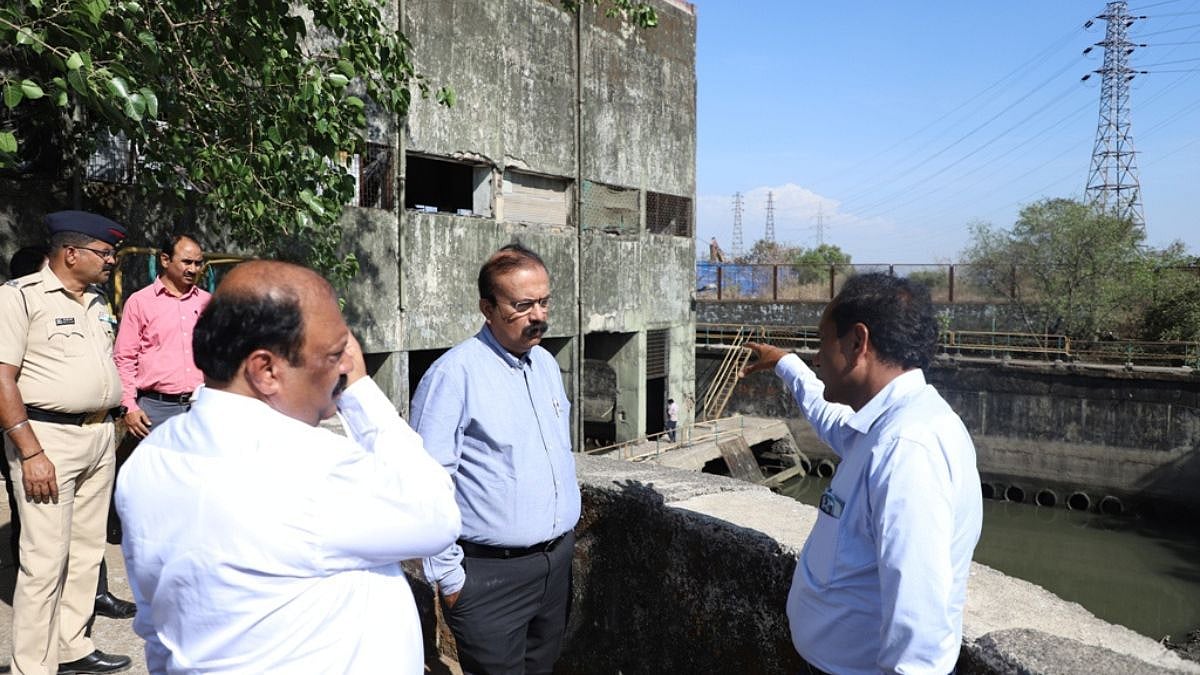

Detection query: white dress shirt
xmin=777 ymin=354 xmax=982 ymax=675
xmin=116 ymin=378 xmax=461 ymax=674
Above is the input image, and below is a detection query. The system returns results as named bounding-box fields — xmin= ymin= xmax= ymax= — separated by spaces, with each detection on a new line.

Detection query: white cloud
xmin=696 ymin=183 xmax=902 ymax=261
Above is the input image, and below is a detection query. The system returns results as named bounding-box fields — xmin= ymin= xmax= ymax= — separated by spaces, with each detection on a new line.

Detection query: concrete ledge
xmin=563 ymin=455 xmax=1199 ymax=674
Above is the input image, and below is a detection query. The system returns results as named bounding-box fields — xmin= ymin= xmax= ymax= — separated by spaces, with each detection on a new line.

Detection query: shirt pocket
xmin=45 ymin=319 xmax=86 ymax=357
xmin=802 ymin=512 xmax=841 ymax=588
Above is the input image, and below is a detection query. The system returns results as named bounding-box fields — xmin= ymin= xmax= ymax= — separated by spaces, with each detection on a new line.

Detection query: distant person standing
xmin=665 ymin=398 xmax=678 ymax=442
xmin=0 ymin=211 xmax=133 ymax=675
xmin=412 ymin=243 xmax=580 ymax=675
xmin=741 ymin=273 xmax=982 ymax=675
xmin=114 ymin=234 xmax=209 ymax=438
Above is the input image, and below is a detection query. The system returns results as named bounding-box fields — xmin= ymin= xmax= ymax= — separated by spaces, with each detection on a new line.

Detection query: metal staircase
xmin=700 ymin=325 xmax=761 ymax=421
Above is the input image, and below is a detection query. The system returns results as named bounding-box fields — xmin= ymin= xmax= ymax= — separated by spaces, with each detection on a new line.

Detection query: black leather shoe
xmin=57 ymin=650 xmax=132 ymax=674
xmin=94 ymin=591 xmax=137 ymax=619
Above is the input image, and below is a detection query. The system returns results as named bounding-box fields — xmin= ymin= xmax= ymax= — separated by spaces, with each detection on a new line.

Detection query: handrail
xmin=700 ymin=325 xmax=762 ymax=420
xmin=585 ymin=414 xmax=747 ymax=461
xmin=697 ymin=323 xmax=1200 ymax=370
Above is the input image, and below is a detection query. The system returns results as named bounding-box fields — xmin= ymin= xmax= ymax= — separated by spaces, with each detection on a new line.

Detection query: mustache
xmin=523 ymin=321 xmax=549 ymax=339
xmin=331 ymin=373 xmax=349 ymax=398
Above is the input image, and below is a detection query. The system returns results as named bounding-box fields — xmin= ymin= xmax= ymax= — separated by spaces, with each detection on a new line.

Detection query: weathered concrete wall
xmin=399 ymin=213 xmax=579 ymax=351
xmin=401 ymin=0 xmax=577 ymax=175
xmin=418 ymin=455 xmax=1193 ymax=674
xmin=697 ymin=300 xmax=1028 ymax=332
xmin=339 ymin=207 xmax=401 ymax=352
xmin=581 ymin=232 xmax=693 ymax=332
xmin=703 ymin=350 xmax=1200 ymax=517
xmin=580 ymin=1 xmax=696 ymax=196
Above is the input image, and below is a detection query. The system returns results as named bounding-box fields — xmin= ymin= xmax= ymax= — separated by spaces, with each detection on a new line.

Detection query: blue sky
xmin=694 ymin=1 xmax=1200 ymax=263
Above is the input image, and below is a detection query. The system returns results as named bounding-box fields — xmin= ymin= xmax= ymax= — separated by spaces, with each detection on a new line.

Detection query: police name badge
xmin=819 ymin=487 xmax=845 ymax=519
xmin=55 ymin=317 xmax=75 ymax=326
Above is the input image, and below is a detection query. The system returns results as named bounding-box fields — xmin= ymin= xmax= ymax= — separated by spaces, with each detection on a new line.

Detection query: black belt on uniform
xmin=458 ymin=532 xmax=568 ymax=560
xmin=138 ymin=389 xmax=193 ymax=404
xmin=25 ymin=405 xmax=120 ymax=426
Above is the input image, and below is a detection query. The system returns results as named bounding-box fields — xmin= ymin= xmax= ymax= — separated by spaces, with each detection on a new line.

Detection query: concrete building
xmin=349 ymin=0 xmax=699 ymax=446
xmin=0 ymin=0 xmax=700 ymax=448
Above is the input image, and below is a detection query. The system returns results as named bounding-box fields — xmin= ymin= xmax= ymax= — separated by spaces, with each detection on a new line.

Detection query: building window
xmin=646 ymin=191 xmax=692 ymax=237
xmin=405 ymin=153 xmax=491 ymax=216
xmin=580 ymin=180 xmax=638 ymax=235
xmin=501 ymin=170 xmax=570 ymax=227
xmin=353 ymin=143 xmax=394 ymax=210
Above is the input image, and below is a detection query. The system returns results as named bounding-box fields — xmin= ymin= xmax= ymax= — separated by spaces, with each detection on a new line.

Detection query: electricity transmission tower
xmin=1083 ymin=0 xmax=1146 ymax=231
xmin=764 ymin=191 xmax=776 ymax=243
xmin=814 ymin=205 xmax=825 ymax=246
xmin=731 ymin=192 xmax=744 ymax=257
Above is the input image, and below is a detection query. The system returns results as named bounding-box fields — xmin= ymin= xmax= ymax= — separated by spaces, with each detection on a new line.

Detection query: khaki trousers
xmin=4 ymin=419 xmax=116 ymax=675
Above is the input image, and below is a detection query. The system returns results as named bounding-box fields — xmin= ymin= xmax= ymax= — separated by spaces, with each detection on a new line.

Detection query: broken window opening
xmin=580 ymin=180 xmax=639 ymax=235
xmin=405 ymin=153 xmax=491 ymax=217
xmin=646 ymin=191 xmax=693 ymax=237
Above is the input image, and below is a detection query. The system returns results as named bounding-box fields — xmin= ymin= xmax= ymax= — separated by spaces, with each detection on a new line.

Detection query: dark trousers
xmin=443 ymin=531 xmax=575 ymax=675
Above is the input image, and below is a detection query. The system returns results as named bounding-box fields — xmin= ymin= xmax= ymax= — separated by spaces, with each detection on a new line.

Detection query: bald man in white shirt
xmin=116 ymin=261 xmax=461 ymax=674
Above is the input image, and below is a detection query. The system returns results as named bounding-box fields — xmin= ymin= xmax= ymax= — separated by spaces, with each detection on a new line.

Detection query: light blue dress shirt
xmin=411 ymin=325 xmax=581 ymax=596
xmin=777 ymin=354 xmax=982 ymax=675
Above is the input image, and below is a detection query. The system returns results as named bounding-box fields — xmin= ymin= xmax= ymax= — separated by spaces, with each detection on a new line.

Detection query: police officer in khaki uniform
xmin=0 ymin=212 xmax=133 ymax=675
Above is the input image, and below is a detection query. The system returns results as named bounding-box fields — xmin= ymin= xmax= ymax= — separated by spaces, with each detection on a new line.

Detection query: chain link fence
xmin=580 ymin=180 xmax=639 ymax=235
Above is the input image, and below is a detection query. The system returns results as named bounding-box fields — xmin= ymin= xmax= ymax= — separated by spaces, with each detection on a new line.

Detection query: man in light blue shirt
xmin=411 ymin=243 xmax=581 ymax=675
xmin=742 ymin=273 xmax=982 ymax=675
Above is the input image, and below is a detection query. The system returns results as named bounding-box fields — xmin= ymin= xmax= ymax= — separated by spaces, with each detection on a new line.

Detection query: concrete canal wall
xmin=701 ymin=352 xmax=1200 ymax=519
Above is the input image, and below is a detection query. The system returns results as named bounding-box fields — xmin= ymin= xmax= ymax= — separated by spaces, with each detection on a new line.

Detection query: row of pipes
xmin=980 ymin=482 xmax=1126 ymax=515
xmin=791 ymin=453 xmax=1127 ymax=516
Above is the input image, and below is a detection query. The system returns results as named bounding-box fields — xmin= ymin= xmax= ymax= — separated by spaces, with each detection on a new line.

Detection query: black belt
xmin=458 ymin=532 xmax=568 ymax=560
xmin=25 ymin=405 xmax=119 ymax=426
xmin=138 ymin=389 xmax=193 ymax=404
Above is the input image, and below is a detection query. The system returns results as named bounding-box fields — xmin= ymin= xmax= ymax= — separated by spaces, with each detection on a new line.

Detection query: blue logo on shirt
xmin=819 ymin=487 xmax=845 ymax=519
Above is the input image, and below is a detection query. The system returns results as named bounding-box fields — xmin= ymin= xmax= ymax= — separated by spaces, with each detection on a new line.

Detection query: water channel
xmin=778 ymin=474 xmax=1200 ymax=641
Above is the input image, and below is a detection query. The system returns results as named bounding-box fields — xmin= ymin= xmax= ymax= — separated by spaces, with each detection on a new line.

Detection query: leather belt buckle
xmin=178 ymin=391 xmax=192 ymax=405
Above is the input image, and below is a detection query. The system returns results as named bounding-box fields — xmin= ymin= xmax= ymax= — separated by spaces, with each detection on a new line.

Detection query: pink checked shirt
xmin=114 ymin=277 xmax=211 ymax=412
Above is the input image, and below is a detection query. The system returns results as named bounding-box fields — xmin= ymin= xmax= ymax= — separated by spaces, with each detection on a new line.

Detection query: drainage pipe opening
xmin=1035 ymin=489 xmax=1058 ymax=508
xmin=1004 ymin=485 xmax=1026 ymax=504
xmin=814 ymin=459 xmax=836 ymax=478
xmin=1067 ymin=492 xmax=1091 ymax=511
xmin=1099 ymin=495 xmax=1124 ymax=516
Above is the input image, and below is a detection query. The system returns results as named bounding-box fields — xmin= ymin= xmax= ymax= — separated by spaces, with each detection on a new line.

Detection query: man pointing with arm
xmin=742 ymin=273 xmax=982 ymax=675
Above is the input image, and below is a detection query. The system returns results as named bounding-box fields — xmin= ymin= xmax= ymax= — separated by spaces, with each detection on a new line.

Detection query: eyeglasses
xmin=496 ymin=296 xmax=551 ymax=316
xmin=72 ymin=245 xmax=117 ymax=261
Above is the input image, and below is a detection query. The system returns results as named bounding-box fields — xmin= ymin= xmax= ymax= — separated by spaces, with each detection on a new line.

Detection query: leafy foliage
xmin=736 ymin=239 xmax=851 ymax=284
xmin=1 ymin=0 xmax=655 ymax=284
xmin=959 ymin=198 xmax=1198 ymax=341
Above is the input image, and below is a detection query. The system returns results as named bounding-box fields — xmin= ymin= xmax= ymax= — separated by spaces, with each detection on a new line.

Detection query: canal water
xmin=778 ymin=474 xmax=1200 ymax=641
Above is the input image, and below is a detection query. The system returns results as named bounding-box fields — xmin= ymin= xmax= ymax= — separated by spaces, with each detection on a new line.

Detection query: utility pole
xmin=764 ymin=191 xmax=776 ymax=243
xmin=1083 ymin=0 xmax=1147 ymax=231
xmin=731 ymin=192 xmax=744 ymax=258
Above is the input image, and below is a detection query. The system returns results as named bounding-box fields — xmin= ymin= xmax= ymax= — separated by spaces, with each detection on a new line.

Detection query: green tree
xmin=1 ymin=0 xmax=655 ymax=283
xmin=791 ymin=243 xmax=850 ymax=284
xmin=960 ymin=198 xmax=1148 ymax=339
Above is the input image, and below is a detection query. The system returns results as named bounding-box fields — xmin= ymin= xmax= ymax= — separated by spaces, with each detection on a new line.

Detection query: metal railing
xmin=585 ymin=414 xmax=748 ymax=461
xmin=696 ymin=262 xmax=1200 ymax=305
xmin=697 ymin=323 xmax=1200 ymax=369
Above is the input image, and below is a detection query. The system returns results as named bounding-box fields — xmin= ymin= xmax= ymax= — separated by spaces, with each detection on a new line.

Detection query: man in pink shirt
xmin=114 ymin=234 xmax=210 ymax=437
